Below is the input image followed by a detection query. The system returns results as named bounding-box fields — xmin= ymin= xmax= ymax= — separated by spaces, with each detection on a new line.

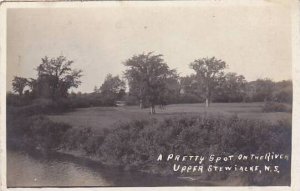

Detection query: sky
xmin=6 ymin=2 xmax=292 ymax=93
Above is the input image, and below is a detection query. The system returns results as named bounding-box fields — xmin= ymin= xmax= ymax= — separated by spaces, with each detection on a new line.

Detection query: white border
xmin=0 ymin=1 xmax=299 ymax=191
xmin=291 ymin=0 xmax=300 ymax=190
xmin=0 ymin=2 xmax=7 ymax=191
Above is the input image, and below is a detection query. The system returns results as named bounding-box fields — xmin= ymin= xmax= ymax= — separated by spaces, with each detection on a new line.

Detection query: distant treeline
xmin=7 ymin=54 xmax=292 ymax=112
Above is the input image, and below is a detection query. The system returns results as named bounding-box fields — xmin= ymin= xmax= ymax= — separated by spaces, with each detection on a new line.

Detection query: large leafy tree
xmin=190 ymin=57 xmax=227 ymax=107
xmin=34 ymin=56 xmax=82 ymax=99
xmin=12 ymin=76 xmax=28 ymax=96
xmin=99 ymin=74 xmax=126 ymax=102
xmin=124 ymin=52 xmax=176 ymax=114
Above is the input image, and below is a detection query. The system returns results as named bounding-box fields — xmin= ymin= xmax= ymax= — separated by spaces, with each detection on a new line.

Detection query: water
xmin=7 ymin=150 xmax=113 ymax=187
xmin=7 ymin=149 xmax=209 ymax=187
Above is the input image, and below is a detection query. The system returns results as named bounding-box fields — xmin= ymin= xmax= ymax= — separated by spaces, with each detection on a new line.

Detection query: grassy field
xmin=47 ymin=102 xmax=292 ymax=133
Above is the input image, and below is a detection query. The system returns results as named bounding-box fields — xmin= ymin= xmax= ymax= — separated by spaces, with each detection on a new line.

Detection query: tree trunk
xmin=139 ymin=99 xmax=143 ymax=109
xmin=205 ymin=98 xmax=209 ymax=108
xmin=150 ymin=105 xmax=156 ymax=114
xmin=205 ymin=86 xmax=211 ymax=108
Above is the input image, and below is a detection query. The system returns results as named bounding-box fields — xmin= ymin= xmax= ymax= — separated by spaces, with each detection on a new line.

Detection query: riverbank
xmin=8 ymin=146 xmax=223 ymax=187
xmin=7 ymin=111 xmax=291 ymax=186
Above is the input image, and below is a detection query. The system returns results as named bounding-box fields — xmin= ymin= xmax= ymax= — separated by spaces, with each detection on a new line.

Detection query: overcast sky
xmin=7 ymin=2 xmax=292 ymax=93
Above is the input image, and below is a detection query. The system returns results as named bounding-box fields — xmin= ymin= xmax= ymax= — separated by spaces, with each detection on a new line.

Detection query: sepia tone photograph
xmin=1 ymin=1 xmax=297 ymax=189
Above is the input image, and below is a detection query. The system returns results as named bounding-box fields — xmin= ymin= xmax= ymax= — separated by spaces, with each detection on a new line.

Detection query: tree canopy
xmin=33 ymin=56 xmax=83 ymax=99
xmin=190 ymin=57 xmax=227 ymax=107
xmin=8 ymin=54 xmax=292 ymax=109
xmin=124 ymin=52 xmax=177 ymax=114
xmin=99 ymin=74 xmax=126 ymax=104
xmin=12 ymin=76 xmax=28 ymax=96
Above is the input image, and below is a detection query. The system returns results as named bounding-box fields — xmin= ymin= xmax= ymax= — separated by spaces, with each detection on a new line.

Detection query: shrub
xmin=7 ymin=92 xmax=33 ymax=106
xmin=7 ymin=115 xmax=72 ymax=151
xmin=26 ymin=116 xmax=72 ymax=150
xmin=272 ymin=90 xmax=293 ymax=104
xmin=97 ymin=115 xmax=291 ymax=184
xmin=262 ymin=101 xmax=292 ymax=112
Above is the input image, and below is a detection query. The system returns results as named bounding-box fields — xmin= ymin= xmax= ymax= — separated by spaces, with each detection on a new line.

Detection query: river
xmin=7 ymin=149 xmax=211 ymax=187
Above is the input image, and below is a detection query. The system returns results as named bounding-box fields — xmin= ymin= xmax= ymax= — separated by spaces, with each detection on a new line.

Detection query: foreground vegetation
xmin=7 ymin=106 xmax=291 ymax=186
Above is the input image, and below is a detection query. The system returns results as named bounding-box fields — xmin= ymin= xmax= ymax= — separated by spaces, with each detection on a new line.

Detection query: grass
xmin=47 ymin=102 xmax=292 ymax=133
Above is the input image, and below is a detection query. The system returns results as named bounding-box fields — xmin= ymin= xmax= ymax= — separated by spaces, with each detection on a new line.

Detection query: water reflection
xmin=7 ymin=149 xmax=209 ymax=187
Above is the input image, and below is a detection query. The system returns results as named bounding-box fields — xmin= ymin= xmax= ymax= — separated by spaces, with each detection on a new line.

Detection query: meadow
xmin=48 ymin=102 xmax=292 ymax=133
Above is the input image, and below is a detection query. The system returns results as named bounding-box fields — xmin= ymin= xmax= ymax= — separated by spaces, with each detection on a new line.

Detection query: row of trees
xmin=10 ymin=53 xmax=292 ymax=114
xmin=92 ymin=53 xmax=229 ymax=114
xmin=93 ymin=53 xmax=291 ymax=113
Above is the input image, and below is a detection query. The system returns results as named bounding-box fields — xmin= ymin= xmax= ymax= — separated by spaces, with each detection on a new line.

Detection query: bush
xmin=7 ymin=115 xmax=72 ymax=150
xmin=61 ymin=126 xmax=103 ymax=153
xmin=98 ymin=115 xmax=291 ymax=167
xmin=7 ymin=92 xmax=33 ymax=106
xmin=26 ymin=116 xmax=72 ymax=150
xmin=7 ymin=98 xmax=75 ymax=118
xmin=272 ymin=90 xmax=293 ymax=104
xmin=93 ymin=115 xmax=290 ymax=185
xmin=262 ymin=101 xmax=292 ymax=112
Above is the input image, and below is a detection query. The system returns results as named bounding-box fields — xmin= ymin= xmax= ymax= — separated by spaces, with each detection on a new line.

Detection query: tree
xmin=124 ymin=52 xmax=176 ymax=114
xmin=272 ymin=80 xmax=292 ymax=103
xmin=179 ymin=75 xmax=205 ymax=103
xmin=34 ymin=56 xmax=82 ymax=100
xmin=190 ymin=57 xmax=227 ymax=107
xmin=215 ymin=72 xmax=247 ymax=102
xmin=162 ymin=75 xmax=181 ymax=105
xmin=93 ymin=86 xmax=100 ymax=94
xmin=12 ymin=76 xmax=28 ymax=96
xmin=99 ymin=74 xmax=126 ymax=103
xmin=252 ymin=78 xmax=275 ymax=102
